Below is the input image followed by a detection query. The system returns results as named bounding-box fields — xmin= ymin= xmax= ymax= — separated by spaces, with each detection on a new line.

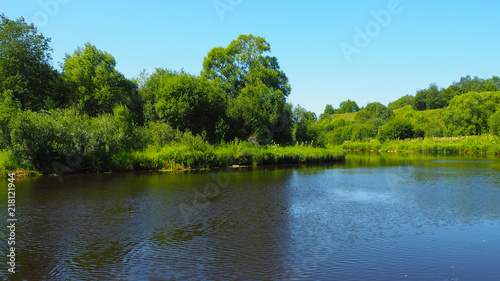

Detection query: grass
xmin=393 ymin=106 xmax=444 ymax=123
xmin=1 ymin=139 xmax=345 ymax=176
xmin=111 ymin=142 xmax=346 ymax=172
xmin=342 ymin=135 xmax=500 ymax=155
xmin=328 ymin=112 xmax=355 ymax=122
xmin=0 ymin=150 xmax=40 ymax=178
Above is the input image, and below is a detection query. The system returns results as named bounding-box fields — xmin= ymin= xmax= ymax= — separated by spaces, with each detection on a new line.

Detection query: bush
xmin=351 ymin=123 xmax=377 ymax=141
xmin=377 ymin=119 xmax=417 ymax=141
xmin=140 ymin=121 xmax=175 ymax=146
xmin=0 ymin=90 xmax=21 ymax=149
xmin=489 ymin=108 xmax=500 ymax=136
xmin=10 ymin=109 xmax=90 ymax=173
xmin=9 ymin=107 xmax=141 ymax=173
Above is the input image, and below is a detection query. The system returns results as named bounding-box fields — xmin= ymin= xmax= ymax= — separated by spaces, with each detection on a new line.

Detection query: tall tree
xmin=412 ymin=83 xmax=445 ymax=110
xmin=293 ymin=105 xmax=318 ymax=143
xmin=141 ymin=69 xmax=227 ymax=142
xmin=319 ymin=104 xmax=336 ymax=121
xmin=443 ymin=91 xmax=500 ymax=136
xmin=388 ymin=94 xmax=414 ymax=111
xmin=62 ymin=43 xmax=141 ymax=118
xmin=0 ymin=14 xmax=57 ymax=110
xmin=338 ymin=99 xmax=360 ymax=113
xmin=201 ymin=34 xmax=292 ymax=143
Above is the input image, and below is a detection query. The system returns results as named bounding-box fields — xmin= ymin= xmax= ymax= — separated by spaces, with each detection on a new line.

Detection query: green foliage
xmin=319 ymin=104 xmax=336 ymax=121
xmin=62 ymin=43 xmax=141 ymax=119
xmin=351 ymin=123 xmax=377 ymax=141
xmin=140 ymin=121 xmax=175 ymax=146
xmin=111 ymin=141 xmax=345 ymax=171
xmin=9 ymin=108 xmax=141 ymax=173
xmin=443 ymin=91 xmax=500 ymax=136
xmin=342 ymin=136 xmax=500 ymax=155
xmin=401 ymin=108 xmax=444 ymax=137
xmin=0 ymin=90 xmax=21 ymax=148
xmin=227 ymin=80 xmax=292 ymax=144
xmin=293 ymin=105 xmax=319 ymax=143
xmin=364 ymin=102 xmax=393 ymax=121
xmin=202 ymin=34 xmax=290 ymax=98
xmin=3 ymin=19 xmax=500 ymax=174
xmin=338 ymin=99 xmax=360 ymax=113
xmin=0 ymin=14 xmax=58 ymax=110
xmin=489 ymin=107 xmax=500 ymax=136
xmin=377 ymin=118 xmax=420 ymax=141
xmin=141 ymin=69 xmax=226 ymax=142
xmin=388 ymin=95 xmax=414 ymax=111
xmin=412 ymin=83 xmax=446 ymax=111
xmin=380 ymin=136 xmax=500 ymax=155
xmin=201 ymin=34 xmax=292 ymax=144
xmin=0 ymin=150 xmax=17 ymax=175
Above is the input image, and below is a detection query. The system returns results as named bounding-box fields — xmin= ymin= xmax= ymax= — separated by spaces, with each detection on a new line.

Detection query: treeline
xmin=0 ymin=15 xmax=341 ymax=174
xmin=300 ymin=78 xmax=500 ymax=147
xmin=1 ymin=15 xmax=499 ymax=174
xmin=388 ymin=76 xmax=500 ymax=111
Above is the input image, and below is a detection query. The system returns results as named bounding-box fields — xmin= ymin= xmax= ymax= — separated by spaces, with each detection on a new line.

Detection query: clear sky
xmin=2 ymin=0 xmax=500 ymax=115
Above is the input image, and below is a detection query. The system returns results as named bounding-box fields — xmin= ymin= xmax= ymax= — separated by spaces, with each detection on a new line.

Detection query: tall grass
xmin=342 ymin=135 xmax=500 ymax=155
xmin=0 ymin=150 xmax=15 ymax=176
xmin=0 ymin=150 xmax=39 ymax=177
xmin=111 ymin=141 xmax=345 ymax=171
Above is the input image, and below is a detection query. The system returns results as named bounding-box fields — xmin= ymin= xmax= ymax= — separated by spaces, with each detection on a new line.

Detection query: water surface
xmin=1 ymin=153 xmax=499 ymax=280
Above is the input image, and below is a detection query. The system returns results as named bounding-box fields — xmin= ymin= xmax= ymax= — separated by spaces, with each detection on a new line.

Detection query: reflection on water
xmin=1 ymin=152 xmax=499 ymax=280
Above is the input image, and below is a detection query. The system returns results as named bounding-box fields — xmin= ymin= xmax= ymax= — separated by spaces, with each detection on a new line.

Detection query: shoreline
xmin=1 ymin=146 xmax=346 ymax=178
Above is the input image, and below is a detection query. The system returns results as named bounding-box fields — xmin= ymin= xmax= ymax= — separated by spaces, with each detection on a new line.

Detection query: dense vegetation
xmin=1 ymin=14 xmax=499 ymax=176
xmin=0 ymin=15 xmax=343 ymax=175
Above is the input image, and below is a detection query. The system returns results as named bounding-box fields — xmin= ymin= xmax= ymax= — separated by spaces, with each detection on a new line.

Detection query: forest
xmin=1 ymin=14 xmax=499 ymax=176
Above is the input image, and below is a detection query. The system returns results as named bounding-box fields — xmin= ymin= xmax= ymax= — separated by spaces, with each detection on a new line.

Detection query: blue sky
xmin=2 ymin=0 xmax=500 ymax=115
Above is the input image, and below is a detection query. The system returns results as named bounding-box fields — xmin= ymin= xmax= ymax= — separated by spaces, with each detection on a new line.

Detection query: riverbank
xmin=341 ymin=135 xmax=500 ymax=155
xmin=0 ymin=143 xmax=346 ymax=177
xmin=111 ymin=142 xmax=346 ymax=172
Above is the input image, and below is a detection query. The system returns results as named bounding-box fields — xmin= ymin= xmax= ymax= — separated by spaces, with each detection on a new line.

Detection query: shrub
xmin=377 ymin=119 xmax=417 ymax=141
xmin=9 ymin=107 xmax=141 ymax=173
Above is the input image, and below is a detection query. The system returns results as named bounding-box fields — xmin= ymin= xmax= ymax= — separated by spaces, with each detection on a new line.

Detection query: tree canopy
xmin=201 ymin=34 xmax=293 ymax=143
xmin=338 ymin=99 xmax=360 ymax=113
xmin=0 ymin=14 xmax=58 ymax=110
xmin=62 ymin=43 xmax=140 ymax=118
xmin=140 ymin=69 xmax=227 ymax=142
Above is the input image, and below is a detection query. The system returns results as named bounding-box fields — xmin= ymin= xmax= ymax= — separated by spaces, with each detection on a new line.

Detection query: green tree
xmin=351 ymin=123 xmax=377 ymax=141
xmin=443 ymin=91 xmax=500 ymax=136
xmin=144 ymin=70 xmax=227 ymax=142
xmin=201 ymin=34 xmax=292 ymax=144
xmin=319 ymin=104 xmax=335 ymax=121
xmin=412 ymin=83 xmax=446 ymax=110
xmin=388 ymin=94 xmax=414 ymax=111
xmin=0 ymin=90 xmax=21 ymax=148
xmin=489 ymin=106 xmax=500 ymax=136
xmin=453 ymin=75 xmax=486 ymax=94
xmin=377 ymin=118 xmax=417 ymax=141
xmin=0 ymin=14 xmax=58 ymax=110
xmin=62 ymin=43 xmax=141 ymax=118
xmin=338 ymin=99 xmax=359 ymax=113
xmin=364 ymin=102 xmax=393 ymax=121
xmin=293 ymin=105 xmax=318 ymax=143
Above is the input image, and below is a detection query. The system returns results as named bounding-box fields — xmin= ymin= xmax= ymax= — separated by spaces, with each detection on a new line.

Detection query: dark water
xmin=1 ymin=153 xmax=500 ymax=280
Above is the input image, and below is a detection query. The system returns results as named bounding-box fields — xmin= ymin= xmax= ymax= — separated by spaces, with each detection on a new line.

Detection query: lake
xmin=1 ymin=152 xmax=499 ymax=280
